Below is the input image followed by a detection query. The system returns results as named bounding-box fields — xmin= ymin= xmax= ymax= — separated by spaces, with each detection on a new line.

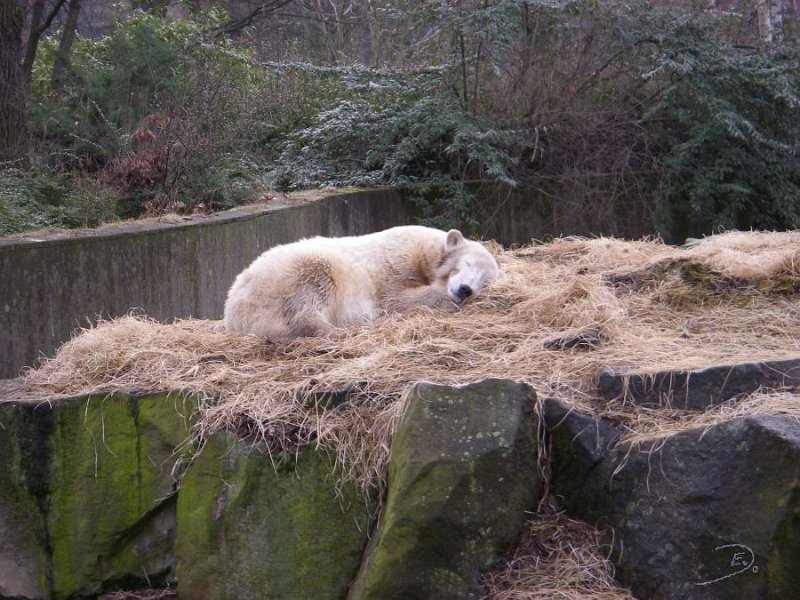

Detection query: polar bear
xmin=223 ymin=225 xmax=499 ymax=338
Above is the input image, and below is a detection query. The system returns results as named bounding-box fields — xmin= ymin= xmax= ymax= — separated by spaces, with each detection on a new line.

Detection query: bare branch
xmin=213 ymin=1 xmax=296 ymax=37
xmin=38 ymin=0 xmax=69 ymax=35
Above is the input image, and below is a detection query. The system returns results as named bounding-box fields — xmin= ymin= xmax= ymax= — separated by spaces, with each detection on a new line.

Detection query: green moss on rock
xmin=0 ymin=402 xmax=51 ymax=598
xmin=0 ymin=392 xmax=196 ymax=599
xmin=349 ymin=379 xmax=540 ymax=600
xmin=176 ymin=431 xmax=377 ymax=600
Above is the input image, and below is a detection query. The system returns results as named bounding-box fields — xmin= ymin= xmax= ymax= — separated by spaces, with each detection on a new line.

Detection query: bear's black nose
xmin=456 ymin=284 xmax=473 ymax=300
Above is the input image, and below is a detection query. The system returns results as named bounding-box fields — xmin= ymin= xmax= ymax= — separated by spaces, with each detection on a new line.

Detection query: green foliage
xmin=396 ymin=175 xmax=478 ymax=230
xmin=179 ymin=156 xmax=265 ymax=212
xmin=0 ymin=168 xmax=117 ymax=235
xmin=6 ymin=1 xmax=800 ymax=238
xmin=28 ymin=10 xmax=271 ymax=219
xmin=266 ymin=66 xmax=527 ymax=229
xmin=642 ymin=14 xmax=800 ymax=240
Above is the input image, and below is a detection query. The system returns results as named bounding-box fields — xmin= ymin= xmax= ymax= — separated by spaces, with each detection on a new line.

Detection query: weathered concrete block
xmin=175 ymin=431 xmax=376 ymax=600
xmin=599 ymin=356 xmax=800 ymax=409
xmin=0 ymin=392 xmax=195 ymax=599
xmin=545 ymin=397 xmax=800 ymax=599
xmin=349 ymin=379 xmax=540 ymax=600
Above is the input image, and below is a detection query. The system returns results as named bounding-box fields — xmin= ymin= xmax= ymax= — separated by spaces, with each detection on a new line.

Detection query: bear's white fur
xmin=223 ymin=225 xmax=499 ymax=338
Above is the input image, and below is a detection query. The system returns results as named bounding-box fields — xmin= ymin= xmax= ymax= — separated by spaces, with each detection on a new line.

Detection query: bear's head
xmin=440 ymin=229 xmax=500 ymax=304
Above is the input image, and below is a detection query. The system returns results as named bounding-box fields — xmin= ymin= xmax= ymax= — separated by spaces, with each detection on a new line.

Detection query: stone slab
xmin=598 ymin=356 xmax=800 ymax=409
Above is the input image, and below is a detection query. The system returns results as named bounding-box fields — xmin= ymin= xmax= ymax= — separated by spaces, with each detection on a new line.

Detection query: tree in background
xmin=2 ymin=0 xmax=800 ymax=240
xmin=1 ymin=0 xmax=83 ymax=164
xmin=0 ymin=1 xmax=29 ymax=165
xmin=51 ymin=0 xmax=82 ymax=94
xmin=646 ymin=12 xmax=800 ymax=239
xmin=22 ymin=1 xmax=67 ymax=84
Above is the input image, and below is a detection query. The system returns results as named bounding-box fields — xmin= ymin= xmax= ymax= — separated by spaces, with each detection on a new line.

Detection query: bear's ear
xmin=446 ymin=229 xmax=464 ymax=248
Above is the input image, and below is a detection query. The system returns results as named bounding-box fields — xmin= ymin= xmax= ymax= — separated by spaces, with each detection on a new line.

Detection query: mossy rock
xmin=545 ymin=398 xmax=800 ymax=599
xmin=349 ymin=379 xmax=540 ymax=600
xmin=0 ymin=402 xmax=50 ymax=598
xmin=0 ymin=392 xmax=196 ymax=599
xmin=175 ymin=431 xmax=377 ymax=600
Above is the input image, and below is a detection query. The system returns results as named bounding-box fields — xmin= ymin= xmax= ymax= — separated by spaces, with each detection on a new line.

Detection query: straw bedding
xmin=4 ymin=230 xmax=800 ymax=598
xmin=482 ymin=499 xmax=637 ymax=600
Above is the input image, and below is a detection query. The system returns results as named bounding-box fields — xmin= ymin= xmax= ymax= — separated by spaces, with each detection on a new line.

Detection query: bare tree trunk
xmin=22 ymin=0 xmax=67 ymax=85
xmin=365 ymin=0 xmax=381 ymax=66
xmin=22 ymin=0 xmax=45 ymax=83
xmin=0 ymin=1 xmax=29 ymax=165
xmin=51 ymin=0 xmax=83 ymax=95
xmin=457 ymin=0 xmax=468 ymax=111
xmin=757 ymin=0 xmax=775 ymax=44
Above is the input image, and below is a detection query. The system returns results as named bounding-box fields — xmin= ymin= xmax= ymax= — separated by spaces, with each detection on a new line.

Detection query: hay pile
xmin=482 ymin=500 xmax=636 ymax=600
xmin=4 ymin=230 xmax=800 ymax=598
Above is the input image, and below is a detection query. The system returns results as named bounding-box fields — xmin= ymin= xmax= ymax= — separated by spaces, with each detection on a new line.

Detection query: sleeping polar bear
xmin=223 ymin=225 xmax=500 ymax=338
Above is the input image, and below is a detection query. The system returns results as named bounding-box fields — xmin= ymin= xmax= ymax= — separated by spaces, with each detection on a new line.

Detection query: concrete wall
xmin=469 ymin=181 xmax=654 ymax=246
xmin=0 ymin=189 xmax=412 ymax=379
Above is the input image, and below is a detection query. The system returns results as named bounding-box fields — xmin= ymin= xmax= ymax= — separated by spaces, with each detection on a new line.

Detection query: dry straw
xmin=4 ymin=230 xmax=800 ymax=596
xmin=99 ymin=590 xmax=175 ymax=600
xmin=5 ymin=230 xmax=800 ymax=484
xmin=482 ymin=499 xmax=636 ymax=600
